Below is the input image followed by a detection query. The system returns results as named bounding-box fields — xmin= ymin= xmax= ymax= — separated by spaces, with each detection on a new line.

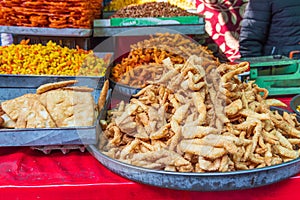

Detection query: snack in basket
xmin=99 ymin=54 xmax=300 ymax=173
xmin=0 ymin=80 xmax=97 ymax=129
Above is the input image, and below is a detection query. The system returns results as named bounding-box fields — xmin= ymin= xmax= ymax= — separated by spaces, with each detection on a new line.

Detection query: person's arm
xmin=239 ymin=0 xmax=271 ymax=57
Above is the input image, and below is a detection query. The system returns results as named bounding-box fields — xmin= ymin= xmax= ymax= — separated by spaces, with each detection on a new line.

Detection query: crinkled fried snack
xmin=99 ymin=55 xmax=300 ymax=173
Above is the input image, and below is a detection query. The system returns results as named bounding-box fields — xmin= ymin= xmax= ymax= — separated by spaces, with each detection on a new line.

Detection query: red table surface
xmin=0 ymin=96 xmax=299 ymax=200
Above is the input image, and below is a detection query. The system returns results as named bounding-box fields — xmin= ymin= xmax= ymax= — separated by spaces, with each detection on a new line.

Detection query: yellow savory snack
xmin=0 ymin=40 xmax=109 ymax=76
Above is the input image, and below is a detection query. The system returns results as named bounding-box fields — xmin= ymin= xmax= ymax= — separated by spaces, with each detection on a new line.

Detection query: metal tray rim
xmin=88 ymin=144 xmax=300 ymax=191
xmin=0 ymin=74 xmax=106 ymax=79
xmin=88 ymin=144 xmax=300 ymax=177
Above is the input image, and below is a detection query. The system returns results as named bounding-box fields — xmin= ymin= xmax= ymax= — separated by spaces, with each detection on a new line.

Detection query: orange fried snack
xmin=0 ymin=0 xmax=103 ymax=28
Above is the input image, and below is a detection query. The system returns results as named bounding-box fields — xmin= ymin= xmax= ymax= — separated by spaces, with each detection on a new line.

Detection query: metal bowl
xmin=88 ymin=144 xmax=300 ymax=191
xmin=290 ymin=94 xmax=300 ymax=115
xmin=108 ymin=77 xmax=141 ymax=98
xmin=87 ymin=106 xmax=300 ymax=191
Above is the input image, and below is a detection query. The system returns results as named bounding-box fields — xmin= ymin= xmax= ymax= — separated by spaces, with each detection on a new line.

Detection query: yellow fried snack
xmin=0 ymin=40 xmax=109 ymax=76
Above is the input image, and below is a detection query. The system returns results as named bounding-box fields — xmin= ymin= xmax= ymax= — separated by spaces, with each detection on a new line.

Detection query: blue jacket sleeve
xmin=239 ymin=0 xmax=272 ymax=57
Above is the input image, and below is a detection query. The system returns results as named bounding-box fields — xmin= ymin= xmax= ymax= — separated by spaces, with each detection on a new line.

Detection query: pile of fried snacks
xmin=111 ymin=33 xmax=218 ymax=87
xmin=0 ymin=0 xmax=102 ymax=28
xmin=99 ymin=55 xmax=300 ymax=172
xmin=0 ymin=40 xmax=110 ymax=76
xmin=104 ymin=0 xmax=196 ymax=11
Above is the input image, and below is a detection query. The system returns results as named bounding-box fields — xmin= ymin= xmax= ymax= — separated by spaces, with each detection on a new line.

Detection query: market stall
xmin=1 ymin=1 xmax=300 ymax=199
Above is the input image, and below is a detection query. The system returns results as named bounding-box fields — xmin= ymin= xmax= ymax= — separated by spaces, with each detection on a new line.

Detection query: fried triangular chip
xmin=1 ymin=94 xmax=57 ymax=128
xmin=39 ymin=90 xmax=96 ymax=127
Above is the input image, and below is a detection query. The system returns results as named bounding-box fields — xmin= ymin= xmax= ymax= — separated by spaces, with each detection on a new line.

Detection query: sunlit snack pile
xmin=99 ymin=54 xmax=300 ymax=173
xmin=111 ymin=33 xmax=218 ymax=88
xmin=0 ymin=40 xmax=109 ymax=76
xmin=110 ymin=2 xmax=198 ymax=18
xmin=0 ymin=0 xmax=102 ymax=28
xmin=104 ymin=0 xmax=196 ymax=11
xmin=0 ymin=80 xmax=98 ymax=129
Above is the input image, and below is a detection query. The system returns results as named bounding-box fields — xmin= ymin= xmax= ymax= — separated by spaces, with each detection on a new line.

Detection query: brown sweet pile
xmin=0 ymin=0 xmax=102 ymax=28
xmin=111 ymin=2 xmax=198 ymax=18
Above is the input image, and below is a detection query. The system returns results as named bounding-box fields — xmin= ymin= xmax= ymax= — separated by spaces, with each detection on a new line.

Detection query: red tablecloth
xmin=1 ymin=146 xmax=300 ymax=200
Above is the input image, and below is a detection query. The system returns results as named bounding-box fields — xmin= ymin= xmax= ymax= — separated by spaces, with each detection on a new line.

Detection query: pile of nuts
xmin=111 ymin=2 xmax=198 ymax=18
xmin=104 ymin=0 xmax=196 ymax=11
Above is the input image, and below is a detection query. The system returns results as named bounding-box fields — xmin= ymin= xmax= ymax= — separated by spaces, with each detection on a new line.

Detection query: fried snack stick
xmin=0 ymin=116 xmax=4 ymax=127
xmin=36 ymin=80 xmax=78 ymax=94
xmin=98 ymin=80 xmax=109 ymax=112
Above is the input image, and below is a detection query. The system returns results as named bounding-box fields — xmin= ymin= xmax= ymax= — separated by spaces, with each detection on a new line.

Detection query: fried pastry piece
xmin=36 ymin=80 xmax=78 ymax=94
xmin=1 ymin=94 xmax=56 ymax=128
xmin=0 ymin=114 xmax=16 ymax=128
xmin=39 ymin=90 xmax=95 ymax=127
xmin=98 ymin=80 xmax=109 ymax=112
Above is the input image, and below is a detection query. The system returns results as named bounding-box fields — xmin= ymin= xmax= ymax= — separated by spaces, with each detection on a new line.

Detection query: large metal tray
xmin=87 ymin=106 xmax=300 ymax=191
xmin=0 ymin=52 xmax=113 ymax=101
xmin=1 ymin=126 xmax=98 ymax=147
xmin=0 ymin=26 xmax=92 ymax=37
xmin=88 ymin=145 xmax=300 ymax=191
xmin=0 ymin=76 xmax=108 ymax=147
xmin=0 ymin=74 xmax=105 ymax=102
xmin=0 ymin=87 xmax=100 ymax=146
